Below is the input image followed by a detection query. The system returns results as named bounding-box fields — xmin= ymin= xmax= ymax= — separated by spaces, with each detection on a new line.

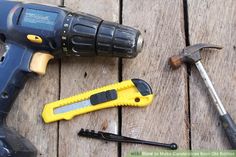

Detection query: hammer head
xmin=169 ymin=43 xmax=222 ymax=69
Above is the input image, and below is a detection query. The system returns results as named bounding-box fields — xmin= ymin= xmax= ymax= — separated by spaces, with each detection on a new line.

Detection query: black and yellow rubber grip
xmin=42 ymin=79 xmax=154 ymax=123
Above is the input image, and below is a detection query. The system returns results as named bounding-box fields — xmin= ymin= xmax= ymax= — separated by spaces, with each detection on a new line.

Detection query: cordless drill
xmin=0 ymin=1 xmax=143 ymax=156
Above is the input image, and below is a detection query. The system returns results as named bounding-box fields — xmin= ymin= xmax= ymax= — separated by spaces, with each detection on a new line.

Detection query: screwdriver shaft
xmin=195 ymin=61 xmax=227 ymax=116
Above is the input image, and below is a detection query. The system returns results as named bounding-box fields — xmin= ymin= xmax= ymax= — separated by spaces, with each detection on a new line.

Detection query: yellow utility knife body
xmin=42 ymin=79 xmax=154 ymax=123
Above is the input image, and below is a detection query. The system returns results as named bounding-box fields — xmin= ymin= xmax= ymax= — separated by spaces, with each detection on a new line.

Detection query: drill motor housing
xmin=0 ymin=1 xmax=142 ymax=57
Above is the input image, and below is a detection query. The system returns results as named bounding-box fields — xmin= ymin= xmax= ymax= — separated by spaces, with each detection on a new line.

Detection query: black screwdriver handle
xmin=126 ymin=140 xmax=178 ymax=150
xmin=100 ymin=132 xmax=178 ymax=150
xmin=103 ymin=136 xmax=177 ymax=150
xmin=220 ymin=113 xmax=236 ymax=149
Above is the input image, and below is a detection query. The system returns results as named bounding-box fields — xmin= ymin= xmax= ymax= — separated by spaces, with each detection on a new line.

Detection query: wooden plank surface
xmin=5 ymin=0 xmax=60 ymax=157
xmin=188 ymin=0 xmax=236 ymax=149
xmin=121 ymin=0 xmax=188 ymax=155
xmin=59 ymin=1 xmax=120 ymax=157
xmin=1 ymin=0 xmax=236 ymax=156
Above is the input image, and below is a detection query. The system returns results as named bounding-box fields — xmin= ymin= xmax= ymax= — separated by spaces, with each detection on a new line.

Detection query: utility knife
xmin=42 ymin=79 xmax=154 ymax=123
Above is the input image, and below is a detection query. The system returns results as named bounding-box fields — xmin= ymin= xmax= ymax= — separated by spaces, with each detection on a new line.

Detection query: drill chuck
xmin=61 ymin=12 xmax=143 ymax=58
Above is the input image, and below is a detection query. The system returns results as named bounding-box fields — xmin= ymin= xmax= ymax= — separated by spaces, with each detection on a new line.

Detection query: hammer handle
xmin=220 ymin=113 xmax=236 ymax=149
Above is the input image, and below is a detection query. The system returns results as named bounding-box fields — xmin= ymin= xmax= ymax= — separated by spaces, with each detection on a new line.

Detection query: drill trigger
xmin=30 ymin=52 xmax=54 ymax=75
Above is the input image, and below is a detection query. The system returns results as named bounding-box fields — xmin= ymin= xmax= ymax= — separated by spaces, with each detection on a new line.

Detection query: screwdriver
xmin=78 ymin=129 xmax=178 ymax=150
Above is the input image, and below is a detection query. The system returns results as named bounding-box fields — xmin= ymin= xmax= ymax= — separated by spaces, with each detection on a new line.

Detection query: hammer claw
xmin=183 ymin=43 xmax=222 ymax=54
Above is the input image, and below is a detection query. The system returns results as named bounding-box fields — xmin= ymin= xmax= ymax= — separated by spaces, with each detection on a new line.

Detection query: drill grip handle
xmin=220 ymin=113 xmax=236 ymax=149
xmin=0 ymin=43 xmax=32 ymax=120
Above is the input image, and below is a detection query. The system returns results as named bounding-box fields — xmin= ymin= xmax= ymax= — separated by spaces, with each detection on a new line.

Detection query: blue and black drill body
xmin=0 ymin=1 xmax=143 ymax=156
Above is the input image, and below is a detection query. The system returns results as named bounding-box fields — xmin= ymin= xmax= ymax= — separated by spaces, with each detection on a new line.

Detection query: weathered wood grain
xmin=2 ymin=0 xmax=234 ymax=155
xmin=122 ymin=0 xmax=188 ymax=155
xmin=59 ymin=1 xmax=119 ymax=157
xmin=5 ymin=1 xmax=60 ymax=157
xmin=188 ymin=0 xmax=236 ymax=149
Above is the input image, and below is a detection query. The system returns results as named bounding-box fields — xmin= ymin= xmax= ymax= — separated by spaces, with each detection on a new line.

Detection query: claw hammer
xmin=169 ymin=43 xmax=236 ymax=149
